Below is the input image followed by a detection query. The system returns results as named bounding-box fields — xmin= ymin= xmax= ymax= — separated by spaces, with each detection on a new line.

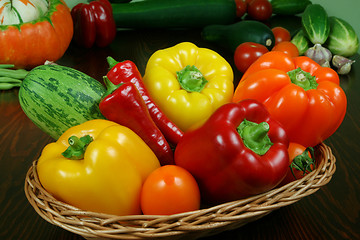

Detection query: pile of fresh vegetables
xmin=0 ymin=0 xmax=356 ymax=216
xmin=293 ymin=4 xmax=359 ymax=74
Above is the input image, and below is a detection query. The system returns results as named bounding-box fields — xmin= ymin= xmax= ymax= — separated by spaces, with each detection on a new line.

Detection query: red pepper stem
xmin=103 ymin=76 xmax=123 ymax=99
xmin=107 ymin=56 xmax=119 ymax=69
xmin=237 ymin=119 xmax=273 ymax=155
xmin=62 ymin=135 xmax=93 ymax=160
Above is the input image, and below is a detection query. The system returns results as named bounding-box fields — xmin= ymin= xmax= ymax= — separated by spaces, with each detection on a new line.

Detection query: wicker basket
xmin=24 ymin=143 xmax=336 ymax=240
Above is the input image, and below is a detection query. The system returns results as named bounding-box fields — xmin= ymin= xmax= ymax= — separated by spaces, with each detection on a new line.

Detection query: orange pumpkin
xmin=0 ymin=0 xmax=73 ymax=69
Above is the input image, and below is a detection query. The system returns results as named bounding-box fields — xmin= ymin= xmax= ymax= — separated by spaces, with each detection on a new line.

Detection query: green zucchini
xmin=202 ymin=20 xmax=275 ymax=52
xmin=111 ymin=0 xmax=236 ymax=29
xmin=269 ymin=0 xmax=312 ymax=15
xmin=325 ymin=16 xmax=359 ymax=57
xmin=19 ymin=65 xmax=106 ymax=140
xmin=301 ymin=4 xmax=330 ymax=45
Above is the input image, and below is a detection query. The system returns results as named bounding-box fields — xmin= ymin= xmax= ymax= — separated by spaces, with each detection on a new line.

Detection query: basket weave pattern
xmin=24 ymin=143 xmax=336 ymax=240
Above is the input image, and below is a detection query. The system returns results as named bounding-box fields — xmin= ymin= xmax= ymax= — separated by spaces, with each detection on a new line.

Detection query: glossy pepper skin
xmin=233 ymin=51 xmax=347 ymax=147
xmin=175 ymin=99 xmax=289 ymax=203
xmin=71 ymin=0 xmax=116 ymax=48
xmin=143 ymin=42 xmax=234 ymax=131
xmin=99 ymin=79 xmax=174 ymax=165
xmin=37 ymin=119 xmax=160 ymax=216
xmin=106 ymin=57 xmax=184 ymax=146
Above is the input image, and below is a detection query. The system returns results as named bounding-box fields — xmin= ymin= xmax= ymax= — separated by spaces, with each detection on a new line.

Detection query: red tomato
xmin=280 ymin=143 xmax=315 ymax=185
xmin=272 ymin=41 xmax=299 ymax=58
xmin=247 ymin=0 xmax=272 ymax=21
xmin=140 ymin=165 xmax=201 ymax=215
xmin=234 ymin=42 xmax=269 ymax=73
xmin=235 ymin=0 xmax=247 ymax=18
xmin=272 ymin=27 xmax=291 ymax=45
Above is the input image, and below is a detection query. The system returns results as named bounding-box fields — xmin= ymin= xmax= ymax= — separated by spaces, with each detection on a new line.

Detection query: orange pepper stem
xmin=176 ymin=65 xmax=208 ymax=92
xmin=62 ymin=135 xmax=93 ymax=160
xmin=237 ymin=119 xmax=273 ymax=155
xmin=287 ymin=67 xmax=318 ymax=91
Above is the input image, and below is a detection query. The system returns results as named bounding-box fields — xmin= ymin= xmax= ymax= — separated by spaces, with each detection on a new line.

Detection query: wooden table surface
xmin=1 ymin=28 xmax=359 ymax=240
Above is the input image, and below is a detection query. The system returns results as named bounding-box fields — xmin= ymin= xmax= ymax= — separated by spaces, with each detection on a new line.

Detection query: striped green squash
xmin=19 ymin=64 xmax=106 ymax=140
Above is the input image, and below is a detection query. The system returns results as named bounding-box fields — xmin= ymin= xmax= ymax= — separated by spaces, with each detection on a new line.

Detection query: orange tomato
xmin=272 ymin=27 xmax=291 ymax=45
xmin=272 ymin=41 xmax=299 ymax=58
xmin=140 ymin=165 xmax=201 ymax=215
xmin=280 ymin=143 xmax=315 ymax=185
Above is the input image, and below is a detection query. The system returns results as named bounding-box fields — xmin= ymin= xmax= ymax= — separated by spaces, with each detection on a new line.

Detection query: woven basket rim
xmin=24 ymin=142 xmax=336 ymax=240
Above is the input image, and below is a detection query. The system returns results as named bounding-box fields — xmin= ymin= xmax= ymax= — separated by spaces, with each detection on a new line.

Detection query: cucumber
xmin=301 ymin=4 xmax=330 ymax=45
xmin=325 ymin=16 xmax=359 ymax=57
xmin=291 ymin=30 xmax=310 ymax=55
xmin=269 ymin=0 xmax=312 ymax=15
xmin=19 ymin=65 xmax=106 ymax=140
xmin=111 ymin=0 xmax=236 ymax=29
xmin=202 ymin=20 xmax=275 ymax=52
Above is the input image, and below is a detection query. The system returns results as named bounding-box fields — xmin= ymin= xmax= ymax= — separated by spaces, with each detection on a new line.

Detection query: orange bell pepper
xmin=233 ymin=51 xmax=347 ymax=147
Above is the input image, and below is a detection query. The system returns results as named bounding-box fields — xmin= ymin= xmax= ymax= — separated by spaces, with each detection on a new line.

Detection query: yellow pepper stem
xmin=176 ymin=65 xmax=208 ymax=92
xmin=62 ymin=135 xmax=93 ymax=160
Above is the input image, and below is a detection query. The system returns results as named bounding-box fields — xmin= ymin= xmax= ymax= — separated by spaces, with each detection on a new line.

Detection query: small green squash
xmin=19 ymin=64 xmax=106 ymax=139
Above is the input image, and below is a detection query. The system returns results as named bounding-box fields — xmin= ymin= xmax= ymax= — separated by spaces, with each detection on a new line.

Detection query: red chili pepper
xmin=99 ymin=79 xmax=174 ymax=166
xmin=106 ymin=56 xmax=184 ymax=146
xmin=175 ymin=99 xmax=289 ymax=203
xmin=71 ymin=0 xmax=116 ymax=48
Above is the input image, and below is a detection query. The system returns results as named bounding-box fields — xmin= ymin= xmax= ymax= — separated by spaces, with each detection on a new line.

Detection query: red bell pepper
xmin=106 ymin=57 xmax=184 ymax=146
xmin=99 ymin=79 xmax=174 ymax=166
xmin=71 ymin=0 xmax=116 ymax=48
xmin=174 ymin=99 xmax=289 ymax=203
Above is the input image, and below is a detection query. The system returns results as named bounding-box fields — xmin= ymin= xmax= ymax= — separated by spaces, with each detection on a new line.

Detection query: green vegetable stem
xmin=0 ymin=64 xmax=28 ymax=90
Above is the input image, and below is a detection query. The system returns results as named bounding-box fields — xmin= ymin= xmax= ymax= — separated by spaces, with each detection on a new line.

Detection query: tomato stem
xmin=290 ymin=147 xmax=315 ymax=179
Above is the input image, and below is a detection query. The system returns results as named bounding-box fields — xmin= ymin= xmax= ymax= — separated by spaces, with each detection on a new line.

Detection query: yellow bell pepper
xmin=143 ymin=42 xmax=234 ymax=131
xmin=37 ymin=119 xmax=160 ymax=216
